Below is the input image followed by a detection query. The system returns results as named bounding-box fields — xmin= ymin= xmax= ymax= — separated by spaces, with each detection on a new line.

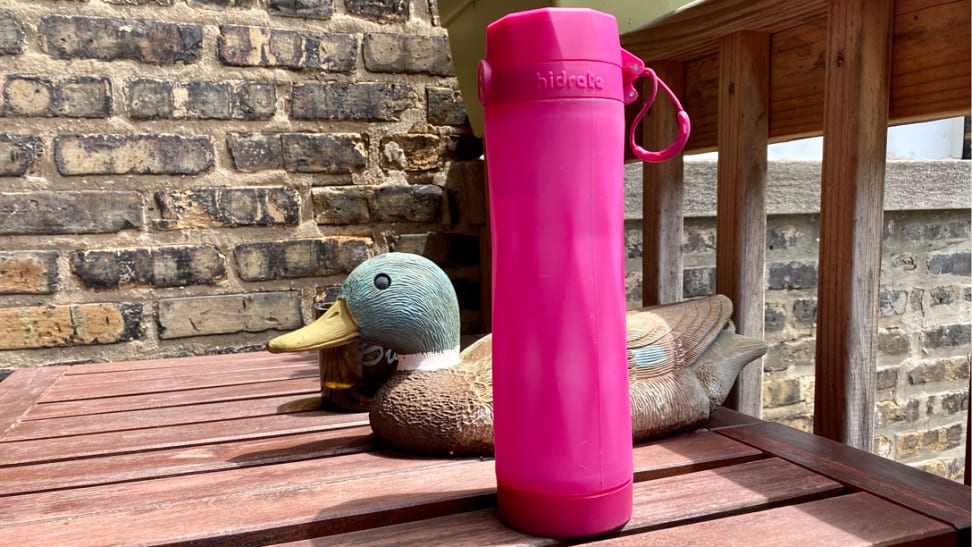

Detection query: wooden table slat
xmin=60 ymin=350 xmax=310 ymax=376
xmin=56 ymin=358 xmax=314 ymax=388
xmin=23 ymin=376 xmax=320 ymax=419
xmin=717 ymin=421 xmax=972 ymax=535
xmin=0 ymin=455 xmax=837 ymax=547
xmin=4 ymin=393 xmax=326 ymax=441
xmin=40 ymin=363 xmax=318 ymax=403
xmin=0 ymin=366 xmax=67 ymax=436
xmin=1 ymin=410 xmax=369 ymax=467
xmin=591 ymin=492 xmax=956 ymax=547
xmin=0 ymin=425 xmax=375 ymax=497
xmin=278 ymin=457 xmax=841 ymax=547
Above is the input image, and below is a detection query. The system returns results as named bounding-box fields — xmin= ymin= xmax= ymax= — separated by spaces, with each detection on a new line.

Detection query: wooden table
xmin=1 ymin=352 xmax=969 ymax=546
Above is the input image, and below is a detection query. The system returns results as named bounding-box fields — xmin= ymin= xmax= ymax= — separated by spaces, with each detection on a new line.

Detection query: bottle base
xmin=496 ymin=478 xmax=633 ymax=538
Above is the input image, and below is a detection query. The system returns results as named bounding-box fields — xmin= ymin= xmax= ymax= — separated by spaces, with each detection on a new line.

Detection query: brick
xmin=921 ymin=324 xmax=972 ymax=349
xmin=941 ymin=391 xmax=968 ymax=416
xmin=291 ymin=82 xmax=414 ymax=121
xmin=0 ymin=251 xmax=59 ymax=294
xmin=902 ymin=219 xmax=971 ymax=241
xmin=776 ymin=415 xmax=812 ymax=433
xmin=55 ymin=134 xmax=214 ymax=175
xmin=876 ymin=399 xmax=920 ymax=427
xmin=233 ymin=81 xmax=276 ymax=119
xmin=927 ymin=251 xmax=971 ymax=275
xmin=877 ymin=328 xmax=910 ymax=355
xmin=158 ymin=292 xmax=302 ymax=339
xmin=185 ymin=81 xmax=231 ymax=118
xmin=346 ymin=0 xmax=409 ymax=23
xmin=922 ymin=424 xmax=964 ymax=452
xmin=908 ymin=357 xmax=970 ymax=384
xmin=767 ymin=260 xmax=817 ymax=290
xmin=792 ymin=298 xmax=816 ymax=325
xmin=281 ymin=133 xmax=367 ymax=174
xmin=39 ymin=16 xmax=203 ymax=65
xmin=269 ymin=0 xmax=333 ymax=19
xmin=929 ymin=285 xmax=963 ymax=306
xmin=104 ymin=0 xmax=176 ymax=4
xmin=219 ymin=25 xmax=356 ymax=72
xmin=392 ymin=233 xmax=479 ymax=267
xmin=682 ymin=225 xmax=715 ymax=254
xmin=3 ymin=76 xmax=54 ymax=116
xmin=878 ymin=289 xmax=907 ymax=316
xmin=0 ymin=191 xmax=142 ymax=234
xmin=625 ymin=271 xmax=643 ymax=308
xmin=313 ymin=186 xmax=372 ymax=225
xmin=682 ymin=266 xmax=715 ymax=298
xmin=427 ymin=87 xmax=467 ymax=126
xmin=57 ymin=76 xmax=112 ymax=117
xmin=380 ymin=134 xmax=440 ymax=171
xmin=763 ymin=378 xmax=802 ymax=407
xmin=227 ymin=133 xmax=283 ymax=171
xmin=127 ymin=79 xmax=174 ymax=118
xmin=129 ymin=79 xmax=275 ymax=120
xmin=0 ymin=134 xmax=42 ymax=176
xmin=767 ymin=225 xmax=804 ymax=251
xmin=234 ymin=237 xmax=374 ymax=281
xmin=876 ymin=367 xmax=898 ymax=390
xmin=364 ymin=33 xmax=453 ymax=76
xmin=155 ymin=186 xmax=299 ymax=229
xmin=372 ymin=184 xmax=443 ymax=223
xmin=889 ymin=253 xmax=918 ymax=271
xmin=189 ymin=0 xmax=257 ymax=7
xmin=0 ymin=9 xmax=24 ymax=55
xmin=895 ymin=431 xmax=923 ymax=458
xmin=874 ymin=435 xmax=892 ymax=458
xmin=910 ymin=288 xmax=924 ymax=313
xmin=764 ymin=303 xmax=785 ymax=332
xmin=768 ymin=338 xmax=815 ymax=369
xmin=625 ymin=228 xmax=643 ymax=260
xmin=0 ymin=302 xmax=141 ymax=350
xmin=71 ymin=246 xmax=225 ymax=289
xmin=3 ymin=75 xmax=111 ymax=118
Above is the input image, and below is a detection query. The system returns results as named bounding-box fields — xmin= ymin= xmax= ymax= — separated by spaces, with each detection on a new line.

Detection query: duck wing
xmin=626 ymin=295 xmax=733 ymax=382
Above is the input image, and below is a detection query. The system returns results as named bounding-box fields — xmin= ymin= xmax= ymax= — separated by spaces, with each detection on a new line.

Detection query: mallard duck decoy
xmin=268 ymin=252 xmax=766 ymax=455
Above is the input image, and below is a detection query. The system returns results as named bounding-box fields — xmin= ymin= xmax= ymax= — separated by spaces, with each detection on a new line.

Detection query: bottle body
xmin=484 ymin=37 xmax=633 ymax=535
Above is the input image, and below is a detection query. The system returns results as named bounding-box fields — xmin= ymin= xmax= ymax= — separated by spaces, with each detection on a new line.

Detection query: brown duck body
xmin=370 ymin=294 xmax=766 ymax=455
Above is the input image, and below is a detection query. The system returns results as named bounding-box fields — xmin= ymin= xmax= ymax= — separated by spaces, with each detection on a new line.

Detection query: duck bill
xmin=267 ymin=299 xmax=360 ymax=353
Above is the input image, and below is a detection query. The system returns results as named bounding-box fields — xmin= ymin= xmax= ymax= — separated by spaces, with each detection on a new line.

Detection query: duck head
xmin=267 ymin=253 xmax=462 ymax=370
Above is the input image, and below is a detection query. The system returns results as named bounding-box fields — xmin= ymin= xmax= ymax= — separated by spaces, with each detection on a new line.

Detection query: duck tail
xmin=692 ymin=329 xmax=768 ymax=408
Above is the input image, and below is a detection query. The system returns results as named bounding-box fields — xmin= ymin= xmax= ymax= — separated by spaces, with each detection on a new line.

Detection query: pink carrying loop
xmin=628 ymin=68 xmax=691 ymax=163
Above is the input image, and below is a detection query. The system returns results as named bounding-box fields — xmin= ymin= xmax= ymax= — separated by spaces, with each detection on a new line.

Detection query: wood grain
xmin=716 ymin=31 xmax=769 ymax=417
xmin=592 ymin=492 xmax=955 ymax=546
xmin=0 ymin=366 xmax=66 ymax=437
xmin=24 ymin=376 xmax=320 ymax=419
xmin=0 ymin=426 xmax=375 ymax=497
xmin=641 ymin=60 xmax=686 ymax=306
xmin=1 ymin=411 xmax=369 ymax=466
xmin=60 ymin=350 xmax=312 ymax=376
xmin=4 ymin=393 xmax=326 ymax=441
xmin=717 ymin=420 xmax=972 ymax=539
xmin=812 ymin=0 xmax=893 ymax=450
xmin=622 ymin=0 xmax=971 ymax=154
xmin=284 ymin=458 xmax=840 ymax=546
xmin=41 ymin=363 xmax=317 ymax=402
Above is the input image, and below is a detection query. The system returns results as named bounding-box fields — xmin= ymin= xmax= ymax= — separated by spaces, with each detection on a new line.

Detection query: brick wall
xmin=0 ymin=0 xmax=485 ymax=373
xmin=625 ymin=159 xmax=971 ymax=480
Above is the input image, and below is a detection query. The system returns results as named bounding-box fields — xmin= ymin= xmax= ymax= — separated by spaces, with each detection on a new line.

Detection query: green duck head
xmin=268 ymin=253 xmax=461 ymax=361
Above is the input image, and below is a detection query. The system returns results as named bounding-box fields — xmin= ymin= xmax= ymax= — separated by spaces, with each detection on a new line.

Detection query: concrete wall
xmin=624 ymin=159 xmax=971 ymax=480
xmin=0 ymin=0 xmax=486 ymax=374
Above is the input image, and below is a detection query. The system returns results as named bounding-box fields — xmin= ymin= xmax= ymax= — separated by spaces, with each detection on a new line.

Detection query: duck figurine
xmin=268 ymin=252 xmax=767 ymax=455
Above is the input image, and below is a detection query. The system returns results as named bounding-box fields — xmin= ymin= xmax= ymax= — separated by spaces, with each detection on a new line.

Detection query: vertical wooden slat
xmin=641 ymin=61 xmax=686 ymax=306
xmin=813 ymin=0 xmax=894 ymax=450
xmin=716 ymin=32 xmax=769 ymax=417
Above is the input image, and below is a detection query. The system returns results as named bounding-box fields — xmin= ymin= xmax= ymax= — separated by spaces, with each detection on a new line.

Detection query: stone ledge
xmin=625 ymin=160 xmax=972 ymax=219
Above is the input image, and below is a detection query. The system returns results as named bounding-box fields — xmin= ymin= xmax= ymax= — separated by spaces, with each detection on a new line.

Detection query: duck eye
xmin=373 ymin=273 xmax=391 ymax=290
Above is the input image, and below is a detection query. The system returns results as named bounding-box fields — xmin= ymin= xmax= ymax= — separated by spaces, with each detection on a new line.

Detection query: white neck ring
xmin=396 ymin=347 xmax=461 ymax=372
